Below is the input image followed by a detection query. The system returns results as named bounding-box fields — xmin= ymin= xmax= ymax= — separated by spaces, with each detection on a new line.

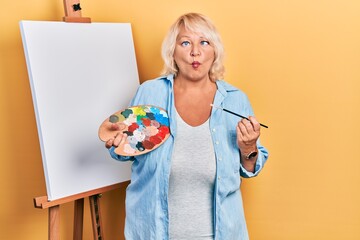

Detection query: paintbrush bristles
xmin=210 ymin=104 xmax=222 ymax=110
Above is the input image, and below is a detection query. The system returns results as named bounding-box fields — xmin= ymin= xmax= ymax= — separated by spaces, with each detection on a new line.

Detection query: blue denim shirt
xmin=109 ymin=74 xmax=269 ymax=240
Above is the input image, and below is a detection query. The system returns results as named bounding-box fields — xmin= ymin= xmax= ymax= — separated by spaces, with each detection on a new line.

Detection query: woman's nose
xmin=190 ymin=51 xmax=200 ymax=56
xmin=190 ymin=45 xmax=200 ymax=56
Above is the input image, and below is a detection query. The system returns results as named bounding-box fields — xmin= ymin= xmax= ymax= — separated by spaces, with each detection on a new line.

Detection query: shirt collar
xmin=216 ymin=79 xmax=239 ymax=97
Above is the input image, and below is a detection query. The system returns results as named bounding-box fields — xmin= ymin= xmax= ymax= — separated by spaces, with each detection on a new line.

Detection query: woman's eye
xmin=200 ymin=40 xmax=210 ymax=46
xmin=181 ymin=41 xmax=190 ymax=47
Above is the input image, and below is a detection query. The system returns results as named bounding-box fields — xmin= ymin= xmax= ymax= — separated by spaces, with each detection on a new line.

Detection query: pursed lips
xmin=191 ymin=61 xmax=200 ymax=68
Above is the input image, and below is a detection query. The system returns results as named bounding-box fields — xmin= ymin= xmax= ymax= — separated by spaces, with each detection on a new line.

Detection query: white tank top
xmin=168 ymin=111 xmax=216 ymax=239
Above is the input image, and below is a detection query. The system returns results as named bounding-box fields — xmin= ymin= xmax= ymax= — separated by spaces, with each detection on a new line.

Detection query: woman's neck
xmin=174 ymin=74 xmax=214 ymax=91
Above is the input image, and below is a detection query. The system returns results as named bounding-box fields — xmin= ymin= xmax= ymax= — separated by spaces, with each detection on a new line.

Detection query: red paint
xmin=142 ymin=140 xmax=155 ymax=149
xmin=149 ymin=136 xmax=162 ymax=144
xmin=142 ymin=118 xmax=151 ymax=126
xmin=128 ymin=122 xmax=139 ymax=132
xmin=158 ymin=126 xmax=169 ymax=134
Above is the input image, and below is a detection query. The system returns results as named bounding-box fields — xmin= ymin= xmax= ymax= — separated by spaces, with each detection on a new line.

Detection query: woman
xmin=106 ymin=13 xmax=269 ymax=240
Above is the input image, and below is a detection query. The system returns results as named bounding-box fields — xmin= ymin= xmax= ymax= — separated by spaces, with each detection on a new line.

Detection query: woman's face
xmin=173 ymin=25 xmax=215 ymax=82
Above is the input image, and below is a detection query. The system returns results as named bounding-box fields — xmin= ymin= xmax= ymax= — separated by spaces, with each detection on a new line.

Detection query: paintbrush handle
xmin=223 ymin=109 xmax=269 ymax=128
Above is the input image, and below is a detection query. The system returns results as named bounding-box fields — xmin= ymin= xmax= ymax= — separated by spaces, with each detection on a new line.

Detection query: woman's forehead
xmin=177 ymin=25 xmax=208 ymax=39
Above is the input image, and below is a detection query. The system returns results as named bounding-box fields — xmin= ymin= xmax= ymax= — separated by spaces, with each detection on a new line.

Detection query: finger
xmin=237 ymin=120 xmax=251 ymax=142
xmin=113 ymin=134 xmax=121 ymax=147
xmin=248 ymin=116 xmax=260 ymax=132
xmin=120 ymin=133 xmax=127 ymax=145
xmin=105 ymin=139 xmax=113 ymax=149
xmin=113 ymin=132 xmax=127 ymax=147
xmin=240 ymin=118 xmax=252 ymax=135
xmin=236 ymin=123 xmax=244 ymax=139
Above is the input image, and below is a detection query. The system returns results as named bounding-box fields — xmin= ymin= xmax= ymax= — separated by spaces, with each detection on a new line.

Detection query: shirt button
xmin=215 ymin=141 xmax=219 ymax=145
xmin=212 ymin=128 xmax=216 ymax=132
xmin=219 ymin=157 xmax=222 ymax=161
xmin=218 ymin=176 xmax=221 ymax=181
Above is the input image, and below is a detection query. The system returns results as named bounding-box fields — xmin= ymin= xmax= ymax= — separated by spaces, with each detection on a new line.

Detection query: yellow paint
xmin=1 ymin=0 xmax=359 ymax=239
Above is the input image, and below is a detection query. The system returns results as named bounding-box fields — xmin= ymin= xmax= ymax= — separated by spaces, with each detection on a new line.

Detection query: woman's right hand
xmin=105 ymin=129 xmax=128 ymax=149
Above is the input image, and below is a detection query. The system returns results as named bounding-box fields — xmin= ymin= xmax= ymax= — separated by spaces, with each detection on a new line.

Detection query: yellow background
xmin=1 ymin=0 xmax=359 ymax=239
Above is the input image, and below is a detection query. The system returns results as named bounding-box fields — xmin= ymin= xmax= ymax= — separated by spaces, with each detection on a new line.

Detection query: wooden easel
xmin=34 ymin=183 xmax=128 ymax=240
xmin=33 ymin=1 xmax=109 ymax=239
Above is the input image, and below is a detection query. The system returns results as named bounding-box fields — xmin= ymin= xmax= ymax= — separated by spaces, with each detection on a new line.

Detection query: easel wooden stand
xmin=33 ymin=1 xmax=109 ymax=239
xmin=34 ymin=183 xmax=126 ymax=240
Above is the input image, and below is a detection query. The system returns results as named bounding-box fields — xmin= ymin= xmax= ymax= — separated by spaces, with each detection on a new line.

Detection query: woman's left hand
xmin=236 ymin=116 xmax=260 ymax=157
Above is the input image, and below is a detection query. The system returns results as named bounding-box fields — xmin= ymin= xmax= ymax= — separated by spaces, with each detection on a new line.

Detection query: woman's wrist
xmin=240 ymin=145 xmax=258 ymax=160
xmin=240 ymin=148 xmax=258 ymax=173
xmin=241 ymin=146 xmax=258 ymax=160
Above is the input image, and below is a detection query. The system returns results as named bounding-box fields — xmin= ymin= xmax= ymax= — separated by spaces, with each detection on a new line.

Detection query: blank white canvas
xmin=20 ymin=21 xmax=139 ymax=200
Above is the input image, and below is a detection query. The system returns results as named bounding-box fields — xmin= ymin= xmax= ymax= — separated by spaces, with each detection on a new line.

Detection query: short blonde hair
xmin=161 ymin=13 xmax=225 ymax=82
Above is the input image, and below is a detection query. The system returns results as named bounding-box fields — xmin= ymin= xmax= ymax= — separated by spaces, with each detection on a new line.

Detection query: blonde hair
xmin=161 ymin=13 xmax=225 ymax=81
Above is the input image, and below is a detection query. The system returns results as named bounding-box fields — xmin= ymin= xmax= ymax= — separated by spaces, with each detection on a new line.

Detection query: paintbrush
xmin=210 ymin=104 xmax=269 ymax=128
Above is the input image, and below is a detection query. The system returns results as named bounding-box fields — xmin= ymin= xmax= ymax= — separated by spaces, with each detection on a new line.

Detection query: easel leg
xmin=49 ymin=205 xmax=60 ymax=240
xmin=73 ymin=198 xmax=84 ymax=240
xmin=90 ymin=195 xmax=104 ymax=240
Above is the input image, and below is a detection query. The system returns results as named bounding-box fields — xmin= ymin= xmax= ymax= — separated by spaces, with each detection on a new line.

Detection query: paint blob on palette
xmin=99 ymin=105 xmax=170 ymax=156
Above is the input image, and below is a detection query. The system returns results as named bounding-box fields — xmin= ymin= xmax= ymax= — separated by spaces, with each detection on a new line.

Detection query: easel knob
xmin=63 ymin=0 xmax=91 ymax=23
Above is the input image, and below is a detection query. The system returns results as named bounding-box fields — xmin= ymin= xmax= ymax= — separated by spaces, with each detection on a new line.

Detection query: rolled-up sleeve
xmin=108 ymin=147 xmax=134 ymax=162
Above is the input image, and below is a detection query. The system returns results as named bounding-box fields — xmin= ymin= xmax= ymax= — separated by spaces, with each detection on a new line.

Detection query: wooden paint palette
xmin=99 ymin=105 xmax=170 ymax=156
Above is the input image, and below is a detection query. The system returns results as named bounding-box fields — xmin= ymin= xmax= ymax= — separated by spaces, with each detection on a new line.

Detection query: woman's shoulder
xmin=130 ymin=75 xmax=171 ymax=107
xmin=139 ymin=75 xmax=172 ymax=89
